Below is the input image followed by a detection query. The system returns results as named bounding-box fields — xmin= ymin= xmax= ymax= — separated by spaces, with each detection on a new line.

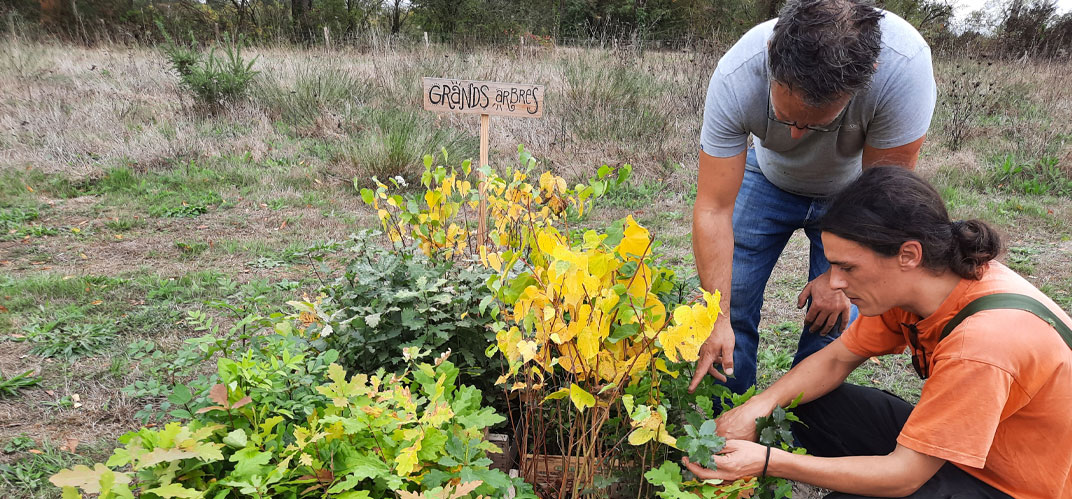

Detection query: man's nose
xmin=828 ymin=270 xmax=847 ymax=290
xmin=790 ymin=126 xmax=808 ymax=139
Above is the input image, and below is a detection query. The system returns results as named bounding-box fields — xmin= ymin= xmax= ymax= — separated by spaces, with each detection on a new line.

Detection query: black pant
xmin=790 ymin=384 xmax=1013 ymax=499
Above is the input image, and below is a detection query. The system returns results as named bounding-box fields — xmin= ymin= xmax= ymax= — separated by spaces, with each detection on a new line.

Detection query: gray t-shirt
xmin=700 ymin=11 xmax=936 ymax=197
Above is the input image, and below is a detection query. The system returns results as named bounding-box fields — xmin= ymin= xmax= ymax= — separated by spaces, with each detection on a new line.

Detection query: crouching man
xmin=685 ymin=166 xmax=1072 ymax=498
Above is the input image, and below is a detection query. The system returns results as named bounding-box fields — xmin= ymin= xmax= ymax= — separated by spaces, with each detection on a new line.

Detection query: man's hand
xmin=682 ymin=440 xmax=769 ymax=481
xmin=689 ymin=319 xmax=734 ymax=392
xmin=796 ymin=271 xmax=850 ymax=335
xmin=713 ymin=397 xmax=775 ymax=441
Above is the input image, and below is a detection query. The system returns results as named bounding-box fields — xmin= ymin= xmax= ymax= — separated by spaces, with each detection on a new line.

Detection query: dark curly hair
xmin=820 ymin=167 xmax=1004 ymax=280
xmin=769 ymin=0 xmax=884 ymax=107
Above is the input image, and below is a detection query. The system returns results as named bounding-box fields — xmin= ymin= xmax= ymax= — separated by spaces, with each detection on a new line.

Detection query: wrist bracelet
xmin=761 ymin=445 xmax=771 ymax=478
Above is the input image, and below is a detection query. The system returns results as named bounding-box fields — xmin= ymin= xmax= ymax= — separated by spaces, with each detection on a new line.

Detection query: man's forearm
xmin=770 ymin=445 xmax=942 ymax=497
xmin=692 ymin=207 xmax=733 ymax=302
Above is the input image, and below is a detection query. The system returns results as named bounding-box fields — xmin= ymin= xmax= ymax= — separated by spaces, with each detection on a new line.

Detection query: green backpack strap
xmin=940 ymin=293 xmax=1072 ymax=349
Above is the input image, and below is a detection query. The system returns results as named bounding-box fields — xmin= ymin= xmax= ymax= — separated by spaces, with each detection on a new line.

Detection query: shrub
xmin=158 ymin=24 xmax=259 ymax=109
xmin=307 ymin=235 xmax=501 ymax=399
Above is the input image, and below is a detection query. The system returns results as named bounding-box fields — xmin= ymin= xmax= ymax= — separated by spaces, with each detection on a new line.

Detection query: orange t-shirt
xmin=840 ymin=262 xmax=1072 ymax=499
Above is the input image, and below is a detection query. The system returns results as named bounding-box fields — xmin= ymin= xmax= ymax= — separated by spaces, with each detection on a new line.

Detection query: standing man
xmin=689 ymin=0 xmax=937 ymax=394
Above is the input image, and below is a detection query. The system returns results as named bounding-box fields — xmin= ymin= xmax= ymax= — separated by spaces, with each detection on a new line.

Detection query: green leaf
xmin=759 ymin=426 xmax=777 ymax=446
xmin=456 ymin=407 xmax=505 ymax=430
xmin=336 ymin=492 xmax=372 ymax=499
xmin=168 ymin=384 xmax=192 ymax=406
xmin=696 ymin=396 xmax=714 ymax=419
xmin=360 ymin=188 xmax=375 ymax=205
xmin=223 ymin=429 xmax=247 ymax=448
xmin=478 ymin=295 xmax=495 ymax=315
xmin=616 ymin=164 xmax=633 ymax=186
xmin=569 ymin=383 xmax=595 ymax=411
xmin=607 ymin=323 xmax=640 ymax=343
xmin=229 ymin=447 xmax=272 ymax=478
xmin=144 ymin=483 xmax=200 ymax=498
xmin=597 ymin=164 xmax=612 ymax=179
xmin=503 ymin=274 xmax=537 ymax=304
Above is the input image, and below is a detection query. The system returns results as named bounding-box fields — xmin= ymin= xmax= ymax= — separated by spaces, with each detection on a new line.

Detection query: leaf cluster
xmin=644 ymin=461 xmax=755 ymax=499
xmin=677 ymin=415 xmax=725 ymax=470
xmin=52 ymin=328 xmax=535 ymax=498
xmin=0 ymin=369 xmax=39 ymax=398
xmin=312 ymin=236 xmax=501 ymax=398
xmin=22 ymin=316 xmax=116 ymax=360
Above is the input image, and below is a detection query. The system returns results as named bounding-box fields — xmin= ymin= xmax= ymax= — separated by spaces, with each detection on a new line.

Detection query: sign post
xmin=422 ymin=77 xmax=545 ymax=245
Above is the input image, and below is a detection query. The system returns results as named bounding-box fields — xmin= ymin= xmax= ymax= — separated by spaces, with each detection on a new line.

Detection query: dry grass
xmin=0 ymin=34 xmax=1070 ymax=498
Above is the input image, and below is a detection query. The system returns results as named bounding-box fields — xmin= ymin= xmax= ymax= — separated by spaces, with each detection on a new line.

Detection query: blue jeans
xmin=721 ymin=149 xmax=859 ymax=394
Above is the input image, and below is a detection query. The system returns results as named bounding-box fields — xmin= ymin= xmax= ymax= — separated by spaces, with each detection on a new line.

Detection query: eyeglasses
xmin=766 ymin=82 xmax=850 ymax=133
xmin=902 ymin=322 xmax=930 ymax=380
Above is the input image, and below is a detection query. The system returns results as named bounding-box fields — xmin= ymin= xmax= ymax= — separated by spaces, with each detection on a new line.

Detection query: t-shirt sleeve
xmin=839 ymin=312 xmax=908 ymax=358
xmin=865 ymin=47 xmax=937 ymax=150
xmin=699 ymin=68 xmax=749 ymax=158
xmin=897 ymin=359 xmax=1014 ymax=468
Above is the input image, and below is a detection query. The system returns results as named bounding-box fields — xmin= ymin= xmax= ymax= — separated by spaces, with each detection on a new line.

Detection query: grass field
xmin=1 ymin=34 xmax=1070 ymax=497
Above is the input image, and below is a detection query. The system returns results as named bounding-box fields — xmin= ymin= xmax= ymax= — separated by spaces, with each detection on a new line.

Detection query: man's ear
xmin=898 ymin=240 xmax=923 ymax=269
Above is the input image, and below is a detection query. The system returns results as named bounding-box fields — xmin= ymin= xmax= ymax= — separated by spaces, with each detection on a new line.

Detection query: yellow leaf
xmin=487 ymin=252 xmax=503 ymax=272
xmin=517 ymin=340 xmax=538 ymax=363
xmin=539 ymin=171 xmax=555 ymax=192
xmin=628 ymin=428 xmax=653 ymax=446
xmin=569 ymin=383 xmax=595 ymax=411
xmin=616 ymin=215 xmax=651 ymax=260
xmin=542 ymin=387 xmax=570 ymax=403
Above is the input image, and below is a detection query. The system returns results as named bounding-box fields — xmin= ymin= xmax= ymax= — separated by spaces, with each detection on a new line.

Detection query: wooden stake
xmin=478 ymin=113 xmax=490 ymax=246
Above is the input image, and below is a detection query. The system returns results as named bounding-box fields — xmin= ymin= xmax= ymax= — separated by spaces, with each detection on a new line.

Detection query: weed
xmin=0 ymin=370 xmax=39 ymax=398
xmin=92 ymin=166 xmax=226 ymax=219
xmin=145 ymin=276 xmax=183 ymax=301
xmin=1040 ymin=281 xmax=1072 ymax=311
xmin=103 ymin=216 xmax=147 ymax=231
xmin=0 ymin=168 xmax=81 ymax=201
xmin=0 ymin=205 xmax=57 ymax=241
xmin=41 ymin=395 xmax=76 ymax=410
xmin=758 ymin=345 xmax=794 ymax=372
xmin=3 ymin=435 xmax=36 ymax=454
xmin=253 ymin=67 xmax=365 ymax=129
xmin=991 ymin=154 xmax=1072 ymax=196
xmin=174 ymin=240 xmax=209 ymax=257
xmin=247 ymin=256 xmax=286 ymax=269
xmin=23 ymin=315 xmax=117 ymax=359
xmin=267 ymin=198 xmax=287 ymax=211
xmin=600 ymin=180 xmax=663 ymax=210
xmin=0 ymin=439 xmax=87 ymax=494
xmin=1006 ymin=246 xmax=1039 ymax=275
xmin=338 ymin=109 xmax=477 ymax=184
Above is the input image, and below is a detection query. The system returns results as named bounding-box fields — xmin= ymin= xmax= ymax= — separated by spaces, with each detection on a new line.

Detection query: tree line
xmin=6 ymin=0 xmax=1072 ymax=57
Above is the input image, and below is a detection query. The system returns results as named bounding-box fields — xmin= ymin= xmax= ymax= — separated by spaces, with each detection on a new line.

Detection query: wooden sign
xmin=422 ymin=78 xmax=544 ymax=118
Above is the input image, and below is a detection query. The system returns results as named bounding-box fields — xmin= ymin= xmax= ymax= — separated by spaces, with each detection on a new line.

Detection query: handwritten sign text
xmin=422 ymin=78 xmax=544 ymax=118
